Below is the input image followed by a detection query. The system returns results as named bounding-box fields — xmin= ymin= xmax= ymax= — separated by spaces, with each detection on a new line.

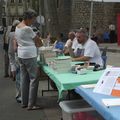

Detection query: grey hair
xmin=23 ymin=9 xmax=37 ymax=20
xmin=69 ymin=31 xmax=75 ymax=36
xmin=76 ymin=28 xmax=88 ymax=38
xmin=12 ymin=20 xmax=20 ymax=26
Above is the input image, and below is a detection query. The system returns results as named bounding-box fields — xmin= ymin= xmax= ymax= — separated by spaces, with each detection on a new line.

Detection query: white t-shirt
xmin=74 ymin=39 xmax=103 ymax=66
xmin=72 ymin=37 xmax=82 ymax=50
xmin=15 ymin=26 xmax=37 ymax=59
xmin=72 ymin=37 xmax=78 ymax=49
xmin=65 ymin=39 xmax=72 ymax=47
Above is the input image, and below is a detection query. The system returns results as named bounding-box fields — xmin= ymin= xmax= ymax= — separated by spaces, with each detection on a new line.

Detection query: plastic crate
xmin=59 ymin=100 xmax=94 ymax=120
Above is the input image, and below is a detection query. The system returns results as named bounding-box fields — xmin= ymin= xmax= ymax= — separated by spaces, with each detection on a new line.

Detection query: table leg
xmin=42 ymin=76 xmax=57 ymax=96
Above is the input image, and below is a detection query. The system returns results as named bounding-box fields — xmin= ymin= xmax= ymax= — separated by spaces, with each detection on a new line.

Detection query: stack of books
xmin=52 ymin=56 xmax=71 ymax=73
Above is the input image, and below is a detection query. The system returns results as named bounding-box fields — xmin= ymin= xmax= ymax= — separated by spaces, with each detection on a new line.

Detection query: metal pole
xmin=0 ymin=0 xmax=2 ymax=25
xmin=89 ymin=0 xmax=94 ymax=38
xmin=39 ymin=0 xmax=42 ymax=34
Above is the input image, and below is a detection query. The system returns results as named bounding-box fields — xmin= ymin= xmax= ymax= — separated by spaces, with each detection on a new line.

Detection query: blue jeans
xmin=15 ymin=64 xmax=21 ymax=99
xmin=18 ymin=57 xmax=39 ymax=107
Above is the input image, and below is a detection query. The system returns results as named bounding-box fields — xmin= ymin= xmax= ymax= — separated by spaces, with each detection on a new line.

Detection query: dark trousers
xmin=4 ymin=51 xmax=9 ymax=76
xmin=110 ymin=30 xmax=117 ymax=43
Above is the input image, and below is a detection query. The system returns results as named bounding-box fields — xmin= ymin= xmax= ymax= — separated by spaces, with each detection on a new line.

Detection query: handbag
xmin=34 ymin=38 xmax=43 ymax=47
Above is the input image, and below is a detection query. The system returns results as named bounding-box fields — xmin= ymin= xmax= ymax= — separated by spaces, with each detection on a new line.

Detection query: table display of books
xmin=50 ymin=56 xmax=71 ymax=74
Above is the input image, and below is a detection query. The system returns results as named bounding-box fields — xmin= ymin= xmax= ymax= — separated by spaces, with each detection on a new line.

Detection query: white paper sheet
xmin=102 ymin=98 xmax=120 ymax=107
xmin=93 ymin=68 xmax=120 ymax=95
xmin=81 ymin=84 xmax=96 ymax=89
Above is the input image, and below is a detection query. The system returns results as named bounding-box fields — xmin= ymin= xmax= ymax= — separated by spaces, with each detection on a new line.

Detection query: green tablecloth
xmin=38 ymin=61 xmax=104 ymax=99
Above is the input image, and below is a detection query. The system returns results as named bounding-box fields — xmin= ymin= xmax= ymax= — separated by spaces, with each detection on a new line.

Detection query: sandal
xmin=27 ymin=105 xmax=43 ymax=111
xmin=21 ymin=105 xmax=28 ymax=108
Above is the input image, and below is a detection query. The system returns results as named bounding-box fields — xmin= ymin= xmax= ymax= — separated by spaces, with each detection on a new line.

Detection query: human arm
xmin=72 ymin=41 xmax=95 ymax=61
xmin=13 ymin=37 xmax=18 ymax=52
xmin=33 ymin=35 xmax=43 ymax=47
xmin=27 ymin=27 xmax=43 ymax=47
xmin=64 ymin=40 xmax=72 ymax=55
xmin=72 ymin=56 xmax=90 ymax=61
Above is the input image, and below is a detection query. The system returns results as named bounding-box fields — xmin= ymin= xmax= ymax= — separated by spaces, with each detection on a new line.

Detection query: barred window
xmin=11 ymin=0 xmax=15 ymax=3
xmin=18 ymin=0 xmax=22 ymax=3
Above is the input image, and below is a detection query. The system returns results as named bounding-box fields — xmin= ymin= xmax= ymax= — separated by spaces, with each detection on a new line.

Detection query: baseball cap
xmin=12 ymin=20 xmax=20 ymax=26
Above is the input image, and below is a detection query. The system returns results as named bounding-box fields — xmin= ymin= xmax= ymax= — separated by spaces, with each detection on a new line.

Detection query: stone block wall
xmin=43 ymin=0 xmax=59 ymax=36
xmin=57 ymin=0 xmax=72 ymax=34
xmin=57 ymin=0 xmax=120 ymax=35
xmin=70 ymin=0 xmax=116 ymax=32
xmin=41 ymin=0 xmax=120 ymax=37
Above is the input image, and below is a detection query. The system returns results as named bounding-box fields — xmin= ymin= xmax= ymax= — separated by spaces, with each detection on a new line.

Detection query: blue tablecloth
xmin=75 ymin=87 xmax=120 ymax=120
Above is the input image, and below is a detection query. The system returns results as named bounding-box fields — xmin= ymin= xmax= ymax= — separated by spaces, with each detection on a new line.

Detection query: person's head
xmin=68 ymin=32 xmax=75 ymax=41
xmin=86 ymin=27 xmax=89 ymax=32
xmin=45 ymin=32 xmax=51 ymax=38
xmin=57 ymin=33 xmax=64 ymax=41
xmin=76 ymin=30 xmax=88 ymax=44
xmin=11 ymin=20 xmax=20 ymax=32
xmin=23 ymin=9 xmax=37 ymax=26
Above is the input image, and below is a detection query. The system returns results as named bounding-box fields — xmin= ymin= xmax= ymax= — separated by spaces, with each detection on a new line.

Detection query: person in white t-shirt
xmin=15 ymin=9 xmax=42 ymax=110
xmin=72 ymin=37 xmax=78 ymax=50
xmin=72 ymin=36 xmax=82 ymax=52
xmin=64 ymin=32 xmax=75 ymax=55
xmin=72 ymin=30 xmax=103 ymax=66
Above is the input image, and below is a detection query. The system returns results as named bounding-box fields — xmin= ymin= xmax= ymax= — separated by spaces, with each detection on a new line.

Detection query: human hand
xmin=71 ymin=57 xmax=75 ymax=61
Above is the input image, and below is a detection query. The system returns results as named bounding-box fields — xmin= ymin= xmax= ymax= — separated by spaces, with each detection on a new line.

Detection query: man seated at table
xmin=69 ymin=30 xmax=103 ymax=66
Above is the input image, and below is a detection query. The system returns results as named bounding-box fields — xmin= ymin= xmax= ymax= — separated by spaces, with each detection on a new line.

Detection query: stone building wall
xmin=43 ymin=0 xmax=59 ymax=36
xmin=71 ymin=0 xmax=116 ymax=32
xmin=6 ymin=0 xmax=34 ymax=25
xmin=42 ymin=0 xmax=72 ymax=36
xmin=71 ymin=0 xmax=92 ymax=30
xmin=33 ymin=0 xmax=120 ymax=37
xmin=57 ymin=0 xmax=120 ymax=35
xmin=57 ymin=0 xmax=72 ymax=34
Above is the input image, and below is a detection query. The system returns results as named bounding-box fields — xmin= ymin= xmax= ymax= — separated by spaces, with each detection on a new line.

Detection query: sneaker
xmin=16 ymin=97 xmax=21 ymax=103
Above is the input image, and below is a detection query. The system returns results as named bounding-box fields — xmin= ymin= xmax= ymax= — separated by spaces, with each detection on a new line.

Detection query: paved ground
xmin=0 ymin=36 xmax=62 ymax=120
xmin=99 ymin=43 xmax=120 ymax=53
xmin=99 ymin=43 xmax=120 ymax=66
xmin=0 ymin=40 xmax=47 ymax=120
xmin=0 ymin=36 xmax=120 ymax=120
